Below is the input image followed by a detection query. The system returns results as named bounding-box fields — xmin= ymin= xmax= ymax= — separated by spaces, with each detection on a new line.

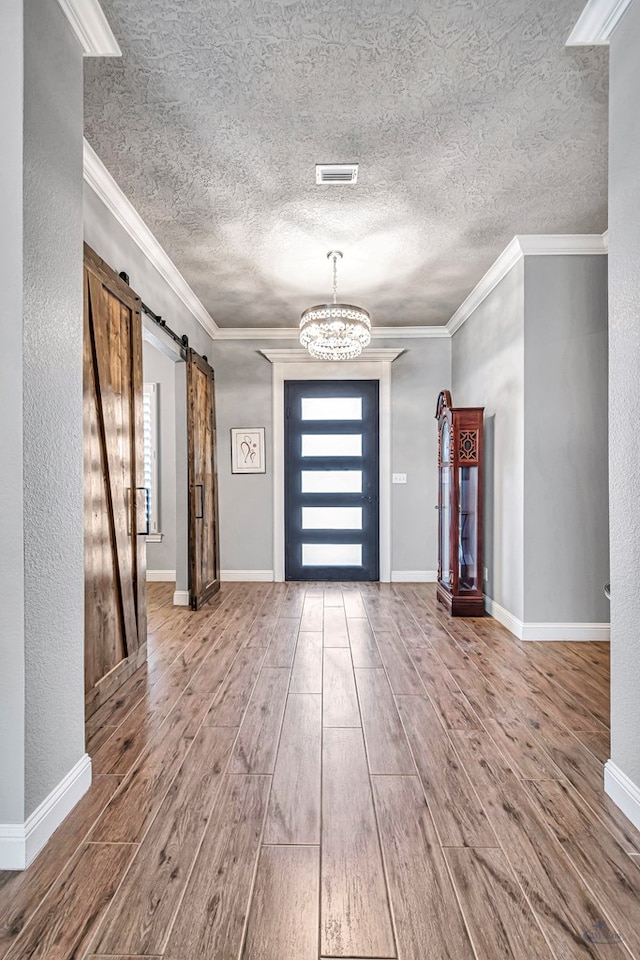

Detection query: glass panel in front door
xmin=284 ymin=380 xmax=379 ymax=581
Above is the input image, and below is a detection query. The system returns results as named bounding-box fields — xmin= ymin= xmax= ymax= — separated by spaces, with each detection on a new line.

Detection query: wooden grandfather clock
xmin=435 ymin=390 xmax=484 ymax=616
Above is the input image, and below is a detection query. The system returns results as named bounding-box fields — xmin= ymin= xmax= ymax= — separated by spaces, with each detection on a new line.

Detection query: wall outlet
xmin=483 ymin=566 xmax=489 ymax=582
xmin=392 ymin=473 xmax=407 ymax=484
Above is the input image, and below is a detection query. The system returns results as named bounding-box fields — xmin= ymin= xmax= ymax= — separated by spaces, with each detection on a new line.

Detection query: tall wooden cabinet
xmin=435 ymin=390 xmax=484 ymax=617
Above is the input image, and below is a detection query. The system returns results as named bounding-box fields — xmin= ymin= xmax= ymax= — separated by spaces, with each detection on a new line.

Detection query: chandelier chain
xmin=333 ymin=254 xmax=338 ymax=304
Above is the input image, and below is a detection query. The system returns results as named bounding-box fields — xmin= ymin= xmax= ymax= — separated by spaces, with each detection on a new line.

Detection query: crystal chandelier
xmin=300 ymin=251 xmax=371 ymax=360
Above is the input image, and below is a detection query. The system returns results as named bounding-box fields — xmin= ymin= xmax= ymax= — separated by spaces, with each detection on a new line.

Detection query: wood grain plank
xmin=396 ymin=695 xmax=496 ymax=847
xmin=89 ymin=726 xmax=236 ymax=956
xmin=290 ymin=631 xmax=323 ymax=694
xmin=323 ymin=648 xmax=361 ymax=727
xmin=3 ymin=842 xmax=135 ymax=960
xmin=204 ymin=646 xmax=266 ymax=726
xmin=323 ymin=605 xmax=349 ymax=647
xmin=300 ymin=595 xmax=324 ymax=631
xmin=229 ymin=667 xmax=290 ymax=773
xmin=242 ymin=845 xmax=319 ymax=960
xmin=372 ymin=775 xmax=475 ymax=960
xmin=164 ymin=775 xmax=270 ymax=960
xmin=0 ymin=776 xmax=121 ymax=960
xmin=375 ymin=631 xmax=424 ymax=695
xmin=409 ymin=647 xmax=483 ymax=729
xmin=321 ymin=728 xmax=395 ymax=958
xmin=324 ymin=587 xmax=344 ymax=607
xmin=348 ymin=617 xmax=383 ymax=669
xmin=263 ymin=618 xmax=299 ymax=669
xmin=355 ymin=669 xmax=414 ymax=775
xmin=450 ymin=729 xmax=631 ymax=960
xmin=342 ymin=589 xmax=367 ymax=618
xmin=524 ymin=778 xmax=640 ymax=956
xmin=444 ymin=847 xmax=555 ymax=960
xmin=264 ymin=694 xmax=321 ymax=844
xmin=483 ymin=716 xmax=563 ymax=780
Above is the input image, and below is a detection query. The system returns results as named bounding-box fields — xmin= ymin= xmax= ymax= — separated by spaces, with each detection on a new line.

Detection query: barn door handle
xmin=195 ymin=484 xmax=204 ymax=520
xmin=136 ymin=487 xmax=150 ymax=535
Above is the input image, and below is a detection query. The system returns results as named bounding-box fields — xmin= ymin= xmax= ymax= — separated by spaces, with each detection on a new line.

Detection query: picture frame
xmin=231 ymin=427 xmax=266 ymax=474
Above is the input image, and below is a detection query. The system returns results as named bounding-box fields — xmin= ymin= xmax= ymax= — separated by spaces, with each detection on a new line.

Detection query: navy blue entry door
xmin=284 ymin=380 xmax=379 ymax=582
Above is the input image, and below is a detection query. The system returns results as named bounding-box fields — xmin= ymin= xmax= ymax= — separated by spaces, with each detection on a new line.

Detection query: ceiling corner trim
xmin=566 ymin=0 xmax=634 ymax=44
xmin=446 ymin=238 xmax=522 ymax=337
xmin=83 ymin=138 xmax=218 ymax=339
xmin=213 ymin=325 xmax=451 ymax=341
xmin=260 ymin=348 xmax=404 ymax=364
xmin=56 ymin=0 xmax=121 ymax=56
xmin=446 ymin=232 xmax=608 ymax=337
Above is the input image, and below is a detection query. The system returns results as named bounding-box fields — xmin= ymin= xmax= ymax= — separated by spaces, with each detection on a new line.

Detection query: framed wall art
xmin=231 ymin=427 xmax=266 ymax=474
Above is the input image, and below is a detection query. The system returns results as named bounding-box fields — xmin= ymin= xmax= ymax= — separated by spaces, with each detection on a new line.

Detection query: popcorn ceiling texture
xmin=84 ymin=0 xmax=608 ymax=329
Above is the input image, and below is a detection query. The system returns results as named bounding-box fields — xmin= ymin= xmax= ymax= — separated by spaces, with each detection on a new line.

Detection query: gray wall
xmin=0 ymin=0 xmax=27 ymax=824
xmin=609 ymin=0 xmax=640 ymax=788
xmin=524 ymin=256 xmax=609 ymax=623
xmin=23 ymin=0 xmax=85 ymax=816
xmin=211 ymin=337 xmax=451 ymax=576
xmin=142 ymin=342 xmax=177 ymax=574
xmin=452 ymin=261 xmax=526 ymax=620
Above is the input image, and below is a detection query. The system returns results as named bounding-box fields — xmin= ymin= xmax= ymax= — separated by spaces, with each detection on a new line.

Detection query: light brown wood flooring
xmin=1 ymin=581 xmax=639 ymax=960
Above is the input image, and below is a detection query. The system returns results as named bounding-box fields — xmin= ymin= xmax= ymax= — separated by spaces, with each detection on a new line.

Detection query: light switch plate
xmin=392 ymin=473 xmax=407 ymax=484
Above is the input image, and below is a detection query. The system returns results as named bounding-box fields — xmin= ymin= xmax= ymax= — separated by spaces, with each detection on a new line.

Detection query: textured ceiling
xmin=84 ymin=0 xmax=608 ymax=329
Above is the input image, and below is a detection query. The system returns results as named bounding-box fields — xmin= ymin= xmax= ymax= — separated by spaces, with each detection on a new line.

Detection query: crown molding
xmin=447 ymin=233 xmax=608 ymax=337
xmin=213 ymin=324 xmax=450 ymax=341
xmin=83 ymin=139 xmax=218 ymax=339
xmin=566 ymin=0 xmax=634 ymax=45
xmin=260 ymin=348 xmax=404 ymax=363
xmin=56 ymin=0 xmax=121 ymax=56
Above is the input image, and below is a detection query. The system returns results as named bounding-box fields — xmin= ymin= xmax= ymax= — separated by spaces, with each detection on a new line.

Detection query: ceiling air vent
xmin=315 ymin=163 xmax=358 ymax=185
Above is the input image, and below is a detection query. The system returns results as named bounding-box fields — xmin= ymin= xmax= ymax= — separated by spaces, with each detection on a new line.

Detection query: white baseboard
xmin=391 ymin=570 xmax=438 ymax=583
xmin=146 ymin=569 xmax=176 ymax=582
xmin=483 ymin=596 xmax=610 ymax=641
xmin=605 ymin=761 xmax=640 ymax=833
xmin=220 ymin=570 xmax=274 ymax=582
xmin=0 ymin=754 xmax=91 ymax=870
xmin=520 ymin=622 xmax=610 ymax=641
xmin=173 ymin=590 xmax=190 ymax=606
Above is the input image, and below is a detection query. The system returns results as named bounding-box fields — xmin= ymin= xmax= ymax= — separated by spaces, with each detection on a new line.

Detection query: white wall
xmin=608 ymin=0 xmax=640 ymax=807
xmin=524 ymin=255 xmax=609 ymax=624
xmin=452 ymin=261 xmax=526 ymax=620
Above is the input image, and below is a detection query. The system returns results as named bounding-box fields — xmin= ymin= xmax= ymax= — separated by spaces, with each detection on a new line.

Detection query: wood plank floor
xmin=1 ymin=581 xmax=639 ymax=960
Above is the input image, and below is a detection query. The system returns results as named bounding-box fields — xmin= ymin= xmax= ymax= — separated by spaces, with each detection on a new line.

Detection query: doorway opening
xmin=284 ymin=380 xmax=379 ymax=581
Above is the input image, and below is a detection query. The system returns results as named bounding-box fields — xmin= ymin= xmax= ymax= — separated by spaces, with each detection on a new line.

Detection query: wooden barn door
xmin=187 ymin=349 xmax=220 ymax=609
xmin=83 ymin=244 xmax=147 ymax=717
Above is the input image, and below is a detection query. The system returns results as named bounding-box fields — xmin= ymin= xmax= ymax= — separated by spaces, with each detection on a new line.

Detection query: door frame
xmin=262 ymin=348 xmax=403 ymax=583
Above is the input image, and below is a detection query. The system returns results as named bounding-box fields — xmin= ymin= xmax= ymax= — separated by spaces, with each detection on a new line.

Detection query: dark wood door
xmin=284 ymin=380 xmax=379 ymax=581
xmin=83 ymin=244 xmax=147 ymax=718
xmin=187 ymin=349 xmax=220 ymax=609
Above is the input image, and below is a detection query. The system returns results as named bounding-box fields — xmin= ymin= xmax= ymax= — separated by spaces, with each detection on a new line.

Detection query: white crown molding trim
xmin=483 ymin=596 xmax=610 ymax=641
xmin=260 ymin=348 xmax=404 ymax=364
xmin=214 ymin=325 xmax=450 ymax=341
xmin=605 ymin=761 xmax=640 ymax=832
xmin=220 ymin=570 xmax=275 ymax=582
xmin=56 ymin=0 xmax=121 ymax=56
xmin=566 ymin=0 xmax=634 ymax=44
xmin=447 ymin=233 xmax=608 ymax=337
xmin=173 ymin=590 xmax=190 ymax=606
xmin=146 ymin=569 xmax=176 ymax=582
xmin=391 ymin=570 xmax=438 ymax=583
xmin=0 ymin=754 xmax=91 ymax=870
xmin=83 ymin=140 xmax=218 ymax=340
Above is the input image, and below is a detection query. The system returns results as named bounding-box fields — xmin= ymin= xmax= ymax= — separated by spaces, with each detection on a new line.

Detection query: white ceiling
xmin=84 ymin=0 xmax=608 ymax=329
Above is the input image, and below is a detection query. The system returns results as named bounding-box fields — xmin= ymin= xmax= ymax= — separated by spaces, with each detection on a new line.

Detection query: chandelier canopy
xmin=300 ymin=251 xmax=371 ymax=360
